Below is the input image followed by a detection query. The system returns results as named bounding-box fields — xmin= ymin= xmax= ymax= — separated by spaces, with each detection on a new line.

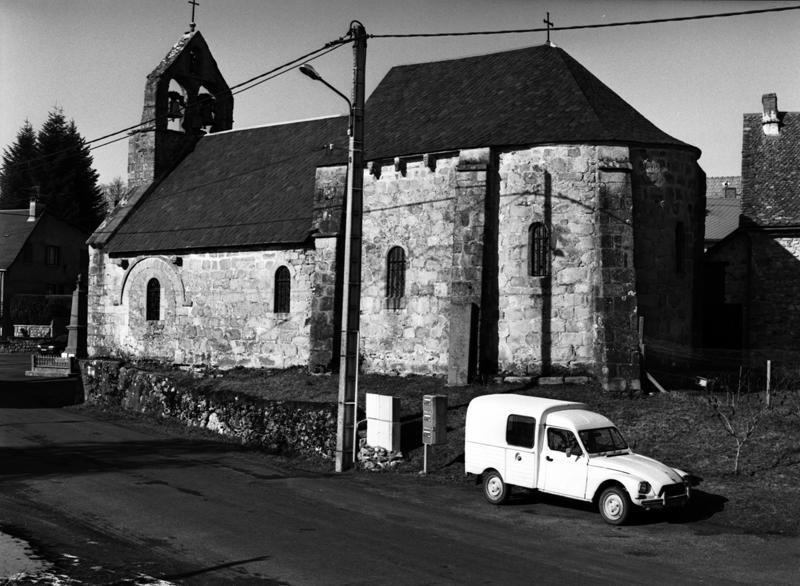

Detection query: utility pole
xmin=336 ymin=21 xmax=367 ymax=472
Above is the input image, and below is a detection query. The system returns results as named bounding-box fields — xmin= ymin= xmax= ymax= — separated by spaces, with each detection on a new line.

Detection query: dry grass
xmin=128 ymin=363 xmax=800 ymax=536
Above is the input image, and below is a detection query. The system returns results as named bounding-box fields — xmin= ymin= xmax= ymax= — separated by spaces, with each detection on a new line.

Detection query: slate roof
xmin=705 ymin=197 xmax=742 ymax=243
xmin=742 ymin=111 xmax=800 ymax=226
xmin=105 ymin=116 xmax=348 ymax=254
xmin=102 ymin=44 xmax=698 ymax=254
xmin=364 ymin=44 xmax=695 ymax=161
xmin=0 ymin=209 xmax=38 ymax=269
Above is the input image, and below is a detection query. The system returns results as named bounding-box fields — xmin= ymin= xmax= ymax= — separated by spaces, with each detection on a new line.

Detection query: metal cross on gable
xmin=188 ymin=0 xmax=199 ymax=31
xmin=543 ymin=11 xmax=554 ymax=45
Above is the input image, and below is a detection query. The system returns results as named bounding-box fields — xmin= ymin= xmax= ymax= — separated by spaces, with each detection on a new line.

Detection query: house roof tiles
xmin=742 ymin=111 xmax=800 ymax=226
xmin=0 ymin=209 xmax=38 ymax=269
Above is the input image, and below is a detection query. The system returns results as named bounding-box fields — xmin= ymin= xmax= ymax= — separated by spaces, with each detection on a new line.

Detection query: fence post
xmin=766 ymin=360 xmax=771 ymax=407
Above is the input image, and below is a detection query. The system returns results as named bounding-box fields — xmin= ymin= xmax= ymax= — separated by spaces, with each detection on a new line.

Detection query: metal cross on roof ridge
xmin=188 ymin=0 xmax=199 ymax=32
xmin=543 ymin=11 xmax=553 ymax=45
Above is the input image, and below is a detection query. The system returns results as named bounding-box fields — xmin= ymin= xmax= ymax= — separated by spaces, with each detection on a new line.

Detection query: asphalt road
xmin=0 ymin=404 xmax=798 ymax=585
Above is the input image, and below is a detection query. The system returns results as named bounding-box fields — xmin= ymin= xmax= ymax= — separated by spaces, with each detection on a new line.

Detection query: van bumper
xmin=638 ymin=483 xmax=690 ymax=509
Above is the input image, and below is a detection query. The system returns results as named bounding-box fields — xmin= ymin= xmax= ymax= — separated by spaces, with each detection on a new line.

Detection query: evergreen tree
xmin=0 ymin=108 xmax=104 ymax=232
xmin=35 ymin=109 xmax=104 ymax=232
xmin=0 ymin=120 xmax=39 ymax=209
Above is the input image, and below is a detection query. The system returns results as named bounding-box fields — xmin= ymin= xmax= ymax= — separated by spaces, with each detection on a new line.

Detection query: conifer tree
xmin=35 ymin=109 xmax=104 ymax=232
xmin=0 ymin=120 xmax=39 ymax=209
xmin=0 ymin=108 xmax=104 ymax=232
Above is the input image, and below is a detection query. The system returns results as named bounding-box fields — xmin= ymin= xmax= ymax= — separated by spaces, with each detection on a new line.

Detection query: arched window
xmin=675 ymin=222 xmax=685 ymax=274
xmin=146 ymin=278 xmax=161 ymax=321
xmin=528 ymin=222 xmax=551 ymax=277
xmin=386 ymin=246 xmax=406 ymax=310
xmin=274 ymin=266 xmax=290 ymax=313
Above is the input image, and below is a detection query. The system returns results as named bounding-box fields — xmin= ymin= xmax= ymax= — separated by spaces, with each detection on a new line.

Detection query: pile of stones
xmin=357 ymin=439 xmax=404 ymax=471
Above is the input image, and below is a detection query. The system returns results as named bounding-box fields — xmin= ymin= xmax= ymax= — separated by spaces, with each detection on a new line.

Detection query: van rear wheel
xmin=482 ymin=470 xmax=508 ymax=504
xmin=599 ymin=486 xmax=631 ymax=525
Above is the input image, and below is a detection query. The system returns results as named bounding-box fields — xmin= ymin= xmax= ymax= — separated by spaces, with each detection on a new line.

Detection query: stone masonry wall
xmin=496 ymin=145 xmax=639 ymax=388
xmin=79 ymin=359 xmax=337 ymax=459
xmin=748 ymin=234 xmax=800 ymax=351
xmin=358 ymin=155 xmax=460 ymax=376
xmin=630 ymin=148 xmax=705 ymax=348
xmin=88 ymin=246 xmax=315 ymax=369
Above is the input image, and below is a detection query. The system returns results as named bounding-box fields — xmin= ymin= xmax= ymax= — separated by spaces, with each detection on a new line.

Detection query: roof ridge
xmin=386 ymin=42 xmax=553 ymax=72
xmin=207 ymin=114 xmax=348 ymax=137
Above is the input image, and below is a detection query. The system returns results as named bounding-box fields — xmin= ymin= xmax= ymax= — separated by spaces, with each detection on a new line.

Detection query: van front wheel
xmin=482 ymin=470 xmax=508 ymax=504
xmin=599 ymin=486 xmax=631 ymax=525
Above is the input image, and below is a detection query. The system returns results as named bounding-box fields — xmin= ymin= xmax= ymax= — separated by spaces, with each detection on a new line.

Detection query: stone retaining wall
xmin=79 ymin=359 xmax=337 ymax=459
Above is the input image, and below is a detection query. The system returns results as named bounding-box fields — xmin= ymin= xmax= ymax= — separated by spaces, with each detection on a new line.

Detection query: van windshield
xmin=578 ymin=427 xmax=628 ymax=455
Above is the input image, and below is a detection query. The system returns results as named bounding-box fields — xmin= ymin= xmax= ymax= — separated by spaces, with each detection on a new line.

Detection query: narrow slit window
xmin=528 ymin=222 xmax=551 ymax=277
xmin=146 ymin=278 xmax=161 ymax=321
xmin=274 ymin=266 xmax=290 ymax=313
xmin=386 ymin=246 xmax=406 ymax=310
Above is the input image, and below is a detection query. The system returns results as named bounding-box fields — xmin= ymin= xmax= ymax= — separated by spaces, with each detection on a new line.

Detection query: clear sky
xmin=2 ymin=0 xmax=799 ymax=185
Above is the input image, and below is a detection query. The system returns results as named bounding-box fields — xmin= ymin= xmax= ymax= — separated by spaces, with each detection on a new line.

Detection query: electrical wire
xmin=2 ymin=38 xmax=350 ymax=173
xmin=369 ymin=5 xmax=800 ymax=38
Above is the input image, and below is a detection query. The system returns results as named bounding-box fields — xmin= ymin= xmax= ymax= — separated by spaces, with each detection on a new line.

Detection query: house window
xmin=146 ymin=278 xmax=161 ymax=321
xmin=274 ymin=266 xmax=290 ymax=313
xmin=386 ymin=246 xmax=406 ymax=310
xmin=528 ymin=222 xmax=550 ymax=277
xmin=506 ymin=415 xmax=536 ymax=449
xmin=675 ymin=222 xmax=685 ymax=274
xmin=45 ymin=245 xmax=60 ymax=266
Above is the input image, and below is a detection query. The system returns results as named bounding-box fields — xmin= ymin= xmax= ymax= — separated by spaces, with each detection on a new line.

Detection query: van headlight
xmin=638 ymin=481 xmax=651 ymax=495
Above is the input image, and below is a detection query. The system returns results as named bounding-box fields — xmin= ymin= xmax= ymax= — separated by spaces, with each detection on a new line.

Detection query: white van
xmin=464 ymin=394 xmax=694 ymax=524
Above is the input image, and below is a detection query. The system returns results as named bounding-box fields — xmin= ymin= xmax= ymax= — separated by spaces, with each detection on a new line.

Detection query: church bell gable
xmin=128 ymin=31 xmax=233 ymax=189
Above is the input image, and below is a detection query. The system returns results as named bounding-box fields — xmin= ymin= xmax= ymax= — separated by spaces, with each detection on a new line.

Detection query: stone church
xmin=87 ymin=29 xmax=706 ymax=390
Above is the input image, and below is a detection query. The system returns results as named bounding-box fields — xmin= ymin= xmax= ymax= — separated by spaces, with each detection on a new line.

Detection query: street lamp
xmin=299 ymin=64 xmax=352 ymax=122
xmin=299 ymin=22 xmax=367 ymax=472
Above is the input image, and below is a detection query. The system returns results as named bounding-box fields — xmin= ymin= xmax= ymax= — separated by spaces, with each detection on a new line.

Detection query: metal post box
xmin=422 ymin=394 xmax=447 ymax=445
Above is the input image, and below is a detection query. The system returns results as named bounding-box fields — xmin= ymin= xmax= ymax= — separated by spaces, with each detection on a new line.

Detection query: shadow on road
xmin=504 ymin=486 xmax=728 ymax=526
xmin=0 ymin=378 xmax=84 ymax=408
xmin=0 ymin=437 xmax=329 ymax=482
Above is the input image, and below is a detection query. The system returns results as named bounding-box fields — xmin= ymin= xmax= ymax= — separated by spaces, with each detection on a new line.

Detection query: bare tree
xmin=100 ymin=176 xmax=127 ymax=216
xmin=706 ymin=382 xmax=769 ymax=475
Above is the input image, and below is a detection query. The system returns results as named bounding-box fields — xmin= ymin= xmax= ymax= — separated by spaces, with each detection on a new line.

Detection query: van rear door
xmin=503 ymin=414 xmax=537 ymax=488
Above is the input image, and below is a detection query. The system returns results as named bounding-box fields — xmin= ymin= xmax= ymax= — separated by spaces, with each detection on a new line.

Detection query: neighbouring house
xmin=704 ymin=176 xmax=741 ymax=250
xmin=87 ymin=29 xmax=706 ymax=391
xmin=704 ymin=93 xmax=800 ymax=357
xmin=0 ymin=201 xmax=89 ymax=337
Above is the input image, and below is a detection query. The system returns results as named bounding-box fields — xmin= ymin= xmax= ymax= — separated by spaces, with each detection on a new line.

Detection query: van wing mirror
xmin=566 ymin=446 xmax=583 ymax=458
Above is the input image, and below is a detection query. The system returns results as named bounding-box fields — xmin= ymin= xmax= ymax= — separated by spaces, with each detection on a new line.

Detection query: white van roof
xmin=468 ymin=394 xmax=586 ymax=420
xmin=546 ymin=408 xmax=615 ymax=430
xmin=465 ymin=394 xmax=589 ymax=445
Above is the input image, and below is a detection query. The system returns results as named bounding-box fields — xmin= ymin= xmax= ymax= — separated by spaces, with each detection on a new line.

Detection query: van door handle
xmin=515 ymin=453 xmax=522 ymax=461
xmin=545 ymin=456 xmax=553 ymax=462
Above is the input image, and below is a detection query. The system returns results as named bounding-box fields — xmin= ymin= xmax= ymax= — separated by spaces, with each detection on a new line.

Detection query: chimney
xmin=27 ymin=198 xmax=37 ymax=222
xmin=762 ymin=93 xmax=780 ymax=136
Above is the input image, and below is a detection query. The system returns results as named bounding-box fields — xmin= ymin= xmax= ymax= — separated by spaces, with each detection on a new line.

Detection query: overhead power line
xmin=5 ymin=5 xmax=798 ymax=171
xmin=4 ymin=38 xmax=349 ymax=170
xmin=369 ymin=4 xmax=800 ymax=38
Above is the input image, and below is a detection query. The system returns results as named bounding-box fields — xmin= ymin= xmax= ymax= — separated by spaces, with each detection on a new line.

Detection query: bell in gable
xmin=197 ymin=93 xmax=215 ymax=127
xmin=167 ymin=91 xmax=185 ymax=120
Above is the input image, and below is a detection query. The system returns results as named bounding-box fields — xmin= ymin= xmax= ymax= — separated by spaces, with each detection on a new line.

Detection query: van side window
xmin=506 ymin=415 xmax=536 ymax=448
xmin=547 ymin=428 xmax=580 ymax=453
